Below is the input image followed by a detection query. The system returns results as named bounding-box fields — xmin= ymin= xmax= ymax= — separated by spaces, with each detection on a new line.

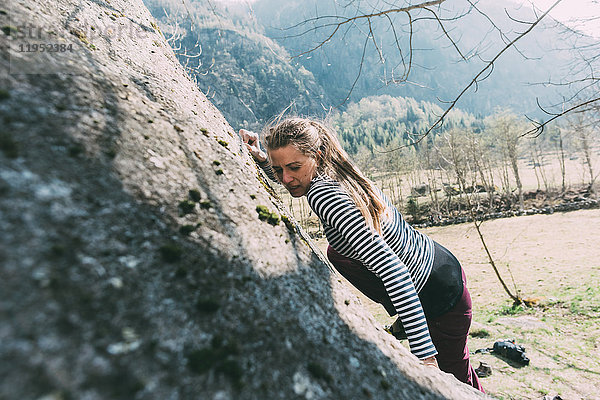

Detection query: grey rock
xmin=0 ymin=1 xmax=488 ymax=399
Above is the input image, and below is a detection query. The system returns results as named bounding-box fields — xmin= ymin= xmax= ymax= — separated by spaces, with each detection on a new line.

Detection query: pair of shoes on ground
xmin=474 ymin=361 xmax=492 ymax=378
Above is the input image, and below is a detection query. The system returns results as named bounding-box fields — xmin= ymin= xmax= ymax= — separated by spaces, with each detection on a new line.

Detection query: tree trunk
xmin=449 ymin=139 xmax=523 ymax=305
xmin=509 ymin=144 xmax=525 ymax=210
xmin=579 ymin=129 xmax=596 ymax=192
xmin=557 ymin=129 xmax=567 ymax=193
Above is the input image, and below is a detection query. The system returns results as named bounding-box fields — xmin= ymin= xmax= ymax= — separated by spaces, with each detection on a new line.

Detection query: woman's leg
xmin=327 ymin=244 xmax=485 ymax=392
xmin=427 ymin=268 xmax=484 ymax=392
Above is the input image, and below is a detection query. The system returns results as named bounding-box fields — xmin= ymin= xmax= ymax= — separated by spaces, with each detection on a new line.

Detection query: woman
xmin=240 ymin=118 xmax=484 ymax=392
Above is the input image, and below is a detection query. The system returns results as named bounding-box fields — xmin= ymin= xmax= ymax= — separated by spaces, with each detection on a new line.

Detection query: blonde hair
xmin=263 ymin=117 xmax=387 ymax=234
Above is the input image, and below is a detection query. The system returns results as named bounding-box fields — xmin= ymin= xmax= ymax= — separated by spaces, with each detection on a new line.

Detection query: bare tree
xmin=422 ymin=141 xmax=442 ymax=215
xmin=486 ymin=110 xmax=527 ymax=211
xmin=552 ymin=126 xmax=568 ymax=193
xmin=383 ymin=143 xmax=413 ymax=208
xmin=146 ymin=0 xmax=209 ymax=85
xmin=528 ymin=136 xmax=550 ymax=194
xmin=465 ymin=128 xmax=496 ymax=209
xmin=568 ymin=112 xmax=598 ymax=193
xmin=438 ymin=128 xmax=524 ymax=304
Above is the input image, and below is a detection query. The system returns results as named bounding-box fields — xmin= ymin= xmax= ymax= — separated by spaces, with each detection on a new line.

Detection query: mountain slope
xmin=251 ymin=0 xmax=579 ymax=117
xmin=145 ymin=0 xmax=330 ymax=130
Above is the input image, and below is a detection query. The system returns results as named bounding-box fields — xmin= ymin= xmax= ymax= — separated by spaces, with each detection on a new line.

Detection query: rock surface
xmin=0 ymin=1 xmax=488 ymax=399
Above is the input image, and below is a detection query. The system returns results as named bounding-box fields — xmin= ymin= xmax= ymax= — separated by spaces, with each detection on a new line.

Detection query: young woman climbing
xmin=239 ymin=117 xmax=484 ymax=392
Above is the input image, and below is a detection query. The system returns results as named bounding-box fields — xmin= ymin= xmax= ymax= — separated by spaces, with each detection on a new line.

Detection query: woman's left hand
xmin=239 ymin=129 xmax=267 ymax=162
xmin=421 ymin=355 xmax=439 ymax=369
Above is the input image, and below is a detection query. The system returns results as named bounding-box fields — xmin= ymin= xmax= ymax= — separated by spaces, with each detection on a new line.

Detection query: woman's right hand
xmin=239 ymin=129 xmax=267 ymax=163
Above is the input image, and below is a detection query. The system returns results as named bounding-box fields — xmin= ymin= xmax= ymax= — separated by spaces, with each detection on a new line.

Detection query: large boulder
xmin=0 ymin=1 xmax=487 ymax=399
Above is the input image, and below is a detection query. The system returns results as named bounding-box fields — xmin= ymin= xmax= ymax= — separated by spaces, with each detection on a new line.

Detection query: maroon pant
xmin=327 ymin=245 xmax=484 ymax=392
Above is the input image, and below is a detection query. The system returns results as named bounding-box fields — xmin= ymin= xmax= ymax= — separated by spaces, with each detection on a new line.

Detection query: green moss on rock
xmin=187 ymin=336 xmax=241 ymax=386
xmin=188 ymin=189 xmax=201 ymax=202
xmin=0 ymin=132 xmax=18 ymax=159
xmin=1 ymin=26 xmax=17 ymax=36
xmin=178 ymin=199 xmax=196 ymax=215
xmin=159 ymin=243 xmax=182 ymax=263
xmin=68 ymin=144 xmax=84 ymax=157
xmin=179 ymin=224 xmax=196 ymax=236
xmin=196 ymin=298 xmax=220 ymax=313
xmin=70 ymin=28 xmax=89 ymax=45
xmin=256 ymin=205 xmax=279 ymax=226
xmin=281 ymin=215 xmax=294 ymax=232
xmin=49 ymin=244 xmax=66 ymax=258
xmin=307 ymin=362 xmax=332 ymax=384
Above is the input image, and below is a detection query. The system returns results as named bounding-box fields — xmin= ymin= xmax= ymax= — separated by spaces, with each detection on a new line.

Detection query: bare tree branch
xmin=424 ymin=7 xmax=466 ymax=60
xmin=281 ymin=0 xmax=446 ymax=59
xmin=380 ymin=0 xmax=564 ymax=153
xmin=387 ymin=10 xmax=414 ymax=84
xmin=523 ymin=96 xmax=600 ymax=137
xmin=340 ymin=31 xmax=371 ymax=106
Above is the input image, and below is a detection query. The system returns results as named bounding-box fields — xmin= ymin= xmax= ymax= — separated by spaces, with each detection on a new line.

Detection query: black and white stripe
xmin=258 ymin=159 xmax=278 ymax=182
xmin=306 ymin=175 xmax=437 ymax=359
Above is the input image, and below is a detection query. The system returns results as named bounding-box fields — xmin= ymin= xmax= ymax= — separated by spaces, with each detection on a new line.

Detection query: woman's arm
xmin=239 ymin=129 xmax=278 ymax=182
xmin=307 ymin=180 xmax=437 ymax=360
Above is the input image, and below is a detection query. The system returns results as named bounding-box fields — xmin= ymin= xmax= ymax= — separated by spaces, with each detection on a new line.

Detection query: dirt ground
xmin=315 ymin=208 xmax=600 ymax=400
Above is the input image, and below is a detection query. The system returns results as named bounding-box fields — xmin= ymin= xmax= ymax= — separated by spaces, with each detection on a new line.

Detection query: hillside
xmin=0 ymin=0 xmax=486 ymax=399
xmin=333 ymin=95 xmax=479 ymax=154
xmin=144 ymin=0 xmax=329 ymax=131
xmin=135 ymin=0 xmax=594 ymax=157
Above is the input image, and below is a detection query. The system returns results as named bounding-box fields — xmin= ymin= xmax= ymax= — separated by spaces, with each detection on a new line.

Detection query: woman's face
xmin=268 ymin=145 xmax=318 ymax=197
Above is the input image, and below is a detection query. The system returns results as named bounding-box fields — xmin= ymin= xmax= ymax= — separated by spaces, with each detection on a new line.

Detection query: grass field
xmin=314 ymin=208 xmax=600 ymax=400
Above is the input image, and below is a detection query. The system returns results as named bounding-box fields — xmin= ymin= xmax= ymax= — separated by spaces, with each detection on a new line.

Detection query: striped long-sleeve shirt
xmin=257 ymin=159 xmax=437 ymax=359
xmin=306 ymin=175 xmax=437 ymax=360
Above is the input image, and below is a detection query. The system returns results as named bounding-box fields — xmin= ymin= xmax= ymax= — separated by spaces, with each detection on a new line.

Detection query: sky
xmin=528 ymin=0 xmax=600 ymax=37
